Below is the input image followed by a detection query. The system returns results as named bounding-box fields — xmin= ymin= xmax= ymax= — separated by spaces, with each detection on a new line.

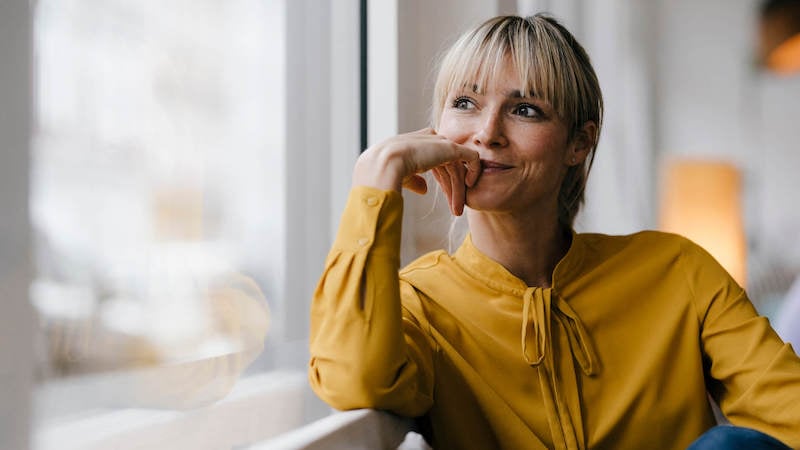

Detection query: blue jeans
xmin=687 ymin=425 xmax=791 ymax=450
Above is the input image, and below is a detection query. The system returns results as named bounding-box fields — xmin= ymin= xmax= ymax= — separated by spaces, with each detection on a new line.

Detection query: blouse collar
xmin=453 ymin=230 xmax=586 ymax=296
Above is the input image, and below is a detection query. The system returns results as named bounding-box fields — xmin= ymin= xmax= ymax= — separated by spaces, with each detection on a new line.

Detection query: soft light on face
xmin=437 ymin=60 xmax=578 ymax=216
xmin=431 ymin=15 xmax=603 ymax=227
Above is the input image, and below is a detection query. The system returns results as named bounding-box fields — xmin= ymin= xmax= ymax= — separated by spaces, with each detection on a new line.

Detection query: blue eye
xmin=513 ymin=103 xmax=540 ymax=118
xmin=452 ymin=97 xmax=475 ymax=110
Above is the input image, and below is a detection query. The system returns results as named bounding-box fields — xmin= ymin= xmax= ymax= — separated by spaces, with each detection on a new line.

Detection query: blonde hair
xmin=432 ymin=14 xmax=603 ymax=227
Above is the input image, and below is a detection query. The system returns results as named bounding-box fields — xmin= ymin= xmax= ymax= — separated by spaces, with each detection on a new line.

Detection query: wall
xmin=754 ymin=74 xmax=800 ymax=270
xmin=654 ymin=0 xmax=800 ymax=306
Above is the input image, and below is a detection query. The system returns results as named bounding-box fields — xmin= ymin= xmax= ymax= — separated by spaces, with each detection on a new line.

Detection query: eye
xmin=451 ymin=96 xmax=476 ymax=110
xmin=512 ymin=103 xmax=541 ymax=118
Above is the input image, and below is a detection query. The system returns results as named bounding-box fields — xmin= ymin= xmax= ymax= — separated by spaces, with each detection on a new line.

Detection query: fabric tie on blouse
xmin=521 ymin=287 xmax=598 ymax=450
xmin=521 ymin=286 xmax=597 ymax=376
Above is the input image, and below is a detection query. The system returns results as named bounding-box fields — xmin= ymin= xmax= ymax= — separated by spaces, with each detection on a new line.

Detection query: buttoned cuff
xmin=332 ymin=186 xmax=404 ymax=254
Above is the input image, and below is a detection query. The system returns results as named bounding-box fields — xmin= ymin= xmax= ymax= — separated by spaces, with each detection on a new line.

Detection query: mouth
xmin=480 ymin=159 xmax=514 ymax=173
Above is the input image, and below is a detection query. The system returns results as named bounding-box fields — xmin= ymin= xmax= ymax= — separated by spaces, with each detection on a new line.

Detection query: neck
xmin=466 ymin=206 xmax=570 ymax=288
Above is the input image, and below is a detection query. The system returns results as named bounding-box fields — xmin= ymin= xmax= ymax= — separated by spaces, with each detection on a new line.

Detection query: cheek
xmin=436 ymin=114 xmax=471 ymax=143
xmin=522 ymin=130 xmax=571 ymax=160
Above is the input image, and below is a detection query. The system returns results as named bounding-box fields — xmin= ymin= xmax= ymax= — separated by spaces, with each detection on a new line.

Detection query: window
xmin=29 ymin=0 xmax=359 ymax=445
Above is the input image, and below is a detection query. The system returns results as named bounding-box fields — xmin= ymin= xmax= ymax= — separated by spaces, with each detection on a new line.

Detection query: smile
xmin=480 ymin=159 xmax=514 ymax=173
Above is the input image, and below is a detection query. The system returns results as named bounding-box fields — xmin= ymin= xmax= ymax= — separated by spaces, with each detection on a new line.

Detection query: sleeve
xmin=308 ymin=186 xmax=435 ymax=417
xmin=682 ymin=238 xmax=800 ymax=448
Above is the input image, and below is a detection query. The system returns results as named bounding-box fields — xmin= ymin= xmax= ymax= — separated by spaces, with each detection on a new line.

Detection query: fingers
xmin=426 ymin=140 xmax=479 ymax=216
xmin=408 ymin=129 xmax=478 ymax=174
xmin=433 ymin=166 xmax=454 ymax=215
xmin=445 ymin=143 xmax=480 ymax=189
xmin=445 ymin=162 xmax=466 ymax=216
xmin=434 ymin=162 xmax=466 ymax=216
xmin=402 ymin=174 xmax=428 ymax=194
xmin=433 ymin=165 xmax=460 ymax=215
xmin=462 ymin=153 xmax=481 ymax=187
xmin=432 ymin=166 xmax=452 ymax=202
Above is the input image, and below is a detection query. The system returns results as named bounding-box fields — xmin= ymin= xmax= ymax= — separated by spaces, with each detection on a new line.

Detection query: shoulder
xmin=576 ymin=229 xmax=693 ymax=259
xmin=585 ymin=230 xmax=720 ymax=267
xmin=575 ymin=230 xmax=736 ymax=293
xmin=578 ymin=229 xmax=688 ymax=245
xmin=400 ymin=249 xmax=453 ymax=277
xmin=400 ymin=250 xmax=460 ymax=286
xmin=568 ymin=230 xmax=717 ymax=284
xmin=399 ymin=249 xmax=466 ymax=305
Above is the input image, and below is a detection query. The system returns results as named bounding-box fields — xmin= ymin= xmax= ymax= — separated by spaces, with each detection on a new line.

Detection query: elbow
xmin=308 ymin=358 xmax=424 ymax=414
xmin=308 ymin=361 xmax=386 ymax=410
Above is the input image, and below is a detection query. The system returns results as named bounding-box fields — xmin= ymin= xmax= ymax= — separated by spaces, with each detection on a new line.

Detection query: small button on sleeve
xmin=332 ymin=186 xmax=403 ymax=253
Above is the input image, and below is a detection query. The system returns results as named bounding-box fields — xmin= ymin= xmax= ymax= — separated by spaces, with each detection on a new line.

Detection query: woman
xmin=308 ymin=14 xmax=800 ymax=450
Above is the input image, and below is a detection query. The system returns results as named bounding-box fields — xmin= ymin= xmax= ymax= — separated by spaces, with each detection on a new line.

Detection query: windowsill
xmin=34 ymin=370 xmax=308 ymax=450
xmin=248 ymin=408 xmax=415 ymax=450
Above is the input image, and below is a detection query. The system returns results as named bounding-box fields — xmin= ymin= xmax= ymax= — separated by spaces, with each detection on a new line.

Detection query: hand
xmin=431 ymin=161 xmax=473 ymax=217
xmin=353 ymin=128 xmax=481 ymax=215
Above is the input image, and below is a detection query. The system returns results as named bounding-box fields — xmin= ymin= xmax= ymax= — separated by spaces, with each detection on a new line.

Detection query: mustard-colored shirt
xmin=309 ymin=187 xmax=800 ymax=450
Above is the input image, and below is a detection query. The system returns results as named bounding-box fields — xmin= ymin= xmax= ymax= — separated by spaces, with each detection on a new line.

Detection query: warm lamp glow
xmin=759 ymin=0 xmax=800 ymax=74
xmin=767 ymin=33 xmax=800 ymax=73
xmin=659 ymin=160 xmax=747 ymax=287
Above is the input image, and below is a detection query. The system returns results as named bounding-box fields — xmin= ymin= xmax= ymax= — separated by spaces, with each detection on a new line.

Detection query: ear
xmin=565 ymin=121 xmax=597 ymax=166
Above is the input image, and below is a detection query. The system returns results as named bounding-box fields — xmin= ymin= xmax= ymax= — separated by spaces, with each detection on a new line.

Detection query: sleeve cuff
xmin=332 ymin=186 xmax=403 ymax=253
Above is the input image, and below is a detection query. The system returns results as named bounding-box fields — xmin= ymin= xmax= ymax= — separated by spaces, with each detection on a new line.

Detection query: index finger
xmin=458 ymin=148 xmax=481 ymax=187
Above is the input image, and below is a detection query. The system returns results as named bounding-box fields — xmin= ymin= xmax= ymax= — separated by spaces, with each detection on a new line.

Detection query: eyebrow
xmin=460 ymin=85 xmax=537 ymax=99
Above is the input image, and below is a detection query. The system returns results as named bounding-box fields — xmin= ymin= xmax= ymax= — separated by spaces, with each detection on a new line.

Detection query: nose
xmin=473 ymin=108 xmax=508 ymax=149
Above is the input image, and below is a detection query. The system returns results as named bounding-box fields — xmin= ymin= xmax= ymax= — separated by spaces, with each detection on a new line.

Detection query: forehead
xmin=443 ymin=39 xmax=557 ymax=102
xmin=449 ymin=58 xmax=539 ymax=99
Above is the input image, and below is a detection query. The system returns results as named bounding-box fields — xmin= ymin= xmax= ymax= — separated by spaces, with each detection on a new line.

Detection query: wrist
xmin=352 ymin=145 xmax=405 ymax=191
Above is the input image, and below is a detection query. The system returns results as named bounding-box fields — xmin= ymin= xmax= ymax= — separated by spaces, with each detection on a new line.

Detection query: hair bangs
xmin=432 ymin=16 xmax=574 ymax=127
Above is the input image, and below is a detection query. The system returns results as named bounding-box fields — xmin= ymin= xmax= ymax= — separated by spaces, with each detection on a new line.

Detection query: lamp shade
xmin=759 ymin=0 xmax=800 ymax=74
xmin=659 ymin=159 xmax=747 ymax=287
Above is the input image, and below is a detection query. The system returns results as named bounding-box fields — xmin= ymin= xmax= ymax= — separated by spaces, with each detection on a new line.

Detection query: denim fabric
xmin=687 ymin=425 xmax=792 ymax=450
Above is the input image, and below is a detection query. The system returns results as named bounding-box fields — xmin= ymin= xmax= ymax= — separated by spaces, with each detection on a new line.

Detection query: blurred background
xmin=1 ymin=0 xmax=799 ymax=448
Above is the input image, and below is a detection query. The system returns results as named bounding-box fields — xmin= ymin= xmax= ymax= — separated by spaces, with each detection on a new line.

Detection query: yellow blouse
xmin=309 ymin=186 xmax=800 ymax=450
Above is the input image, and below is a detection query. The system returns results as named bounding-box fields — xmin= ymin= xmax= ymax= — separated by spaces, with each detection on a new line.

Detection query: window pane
xmin=32 ymin=0 xmax=280 ymax=410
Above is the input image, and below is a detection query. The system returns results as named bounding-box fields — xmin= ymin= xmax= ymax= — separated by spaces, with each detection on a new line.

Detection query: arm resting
xmin=308 ymin=187 xmax=434 ymax=417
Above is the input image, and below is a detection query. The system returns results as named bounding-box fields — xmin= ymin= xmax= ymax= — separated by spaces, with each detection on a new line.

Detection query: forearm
xmin=308 ymin=187 xmax=432 ymax=416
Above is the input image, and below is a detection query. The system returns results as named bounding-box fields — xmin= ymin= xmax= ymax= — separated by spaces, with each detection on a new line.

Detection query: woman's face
xmin=437 ymin=61 xmax=581 ymax=215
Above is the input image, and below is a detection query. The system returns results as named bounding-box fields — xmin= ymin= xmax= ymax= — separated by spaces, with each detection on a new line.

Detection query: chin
xmin=465 ymin=189 xmax=510 ymax=212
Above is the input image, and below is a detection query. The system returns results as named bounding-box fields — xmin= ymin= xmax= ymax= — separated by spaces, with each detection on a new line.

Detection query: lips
xmin=480 ymin=159 xmax=513 ymax=172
